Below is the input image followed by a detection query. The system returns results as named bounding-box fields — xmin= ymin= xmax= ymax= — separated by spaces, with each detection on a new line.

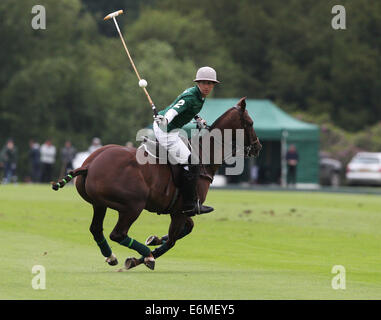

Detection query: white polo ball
xmin=139 ymin=79 xmax=147 ymax=87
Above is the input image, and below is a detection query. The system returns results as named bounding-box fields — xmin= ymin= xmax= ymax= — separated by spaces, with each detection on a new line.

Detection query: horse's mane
xmin=209 ymin=107 xmax=238 ymax=130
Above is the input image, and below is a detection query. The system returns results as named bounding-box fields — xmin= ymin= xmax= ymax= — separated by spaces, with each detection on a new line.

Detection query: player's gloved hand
xmin=154 ymin=114 xmax=167 ymax=127
xmin=196 ymin=117 xmax=207 ymax=129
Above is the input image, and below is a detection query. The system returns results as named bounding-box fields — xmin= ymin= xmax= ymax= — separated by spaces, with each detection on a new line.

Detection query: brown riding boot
xmin=180 ymin=164 xmax=214 ymax=217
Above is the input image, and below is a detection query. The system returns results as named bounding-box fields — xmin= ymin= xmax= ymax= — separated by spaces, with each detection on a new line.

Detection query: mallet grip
xmin=152 ymin=104 xmax=158 ymax=117
xmin=142 ymin=88 xmax=158 ymax=117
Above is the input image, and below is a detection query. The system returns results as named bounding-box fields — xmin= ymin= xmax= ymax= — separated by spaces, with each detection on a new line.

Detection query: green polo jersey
xmin=158 ymin=85 xmax=205 ymax=132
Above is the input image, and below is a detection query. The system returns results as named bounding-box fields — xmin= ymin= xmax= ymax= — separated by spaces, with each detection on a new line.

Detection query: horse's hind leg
xmin=89 ymin=205 xmax=118 ymax=266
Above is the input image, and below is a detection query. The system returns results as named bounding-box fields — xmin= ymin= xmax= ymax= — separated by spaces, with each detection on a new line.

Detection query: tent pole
xmin=281 ymin=130 xmax=288 ymax=187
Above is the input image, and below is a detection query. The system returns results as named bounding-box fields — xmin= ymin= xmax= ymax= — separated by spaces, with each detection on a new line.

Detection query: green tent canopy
xmin=183 ymin=98 xmax=320 ymax=185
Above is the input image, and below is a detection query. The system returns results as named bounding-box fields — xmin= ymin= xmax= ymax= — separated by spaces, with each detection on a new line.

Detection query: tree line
xmin=0 ymin=0 xmax=379 ymax=180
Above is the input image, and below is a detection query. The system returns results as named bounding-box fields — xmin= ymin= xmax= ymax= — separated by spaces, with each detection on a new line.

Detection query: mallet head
xmin=104 ymin=10 xmax=124 ymax=21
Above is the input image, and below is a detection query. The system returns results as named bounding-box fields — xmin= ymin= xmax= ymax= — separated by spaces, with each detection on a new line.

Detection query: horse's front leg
xmin=151 ymin=214 xmax=193 ymax=259
xmin=125 ymin=214 xmax=193 ymax=270
xmin=145 ymin=215 xmax=194 ymax=247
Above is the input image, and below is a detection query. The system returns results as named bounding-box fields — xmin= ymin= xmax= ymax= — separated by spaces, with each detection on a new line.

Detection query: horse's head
xmin=208 ymin=97 xmax=262 ymax=158
xmin=233 ymin=97 xmax=262 ymax=158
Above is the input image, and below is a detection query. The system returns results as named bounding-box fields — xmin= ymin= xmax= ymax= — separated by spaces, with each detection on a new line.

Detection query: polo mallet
xmin=104 ymin=10 xmax=158 ymax=117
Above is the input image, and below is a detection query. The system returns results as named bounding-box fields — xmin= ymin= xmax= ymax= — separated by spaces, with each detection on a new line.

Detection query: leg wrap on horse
xmin=94 ymin=235 xmax=112 ymax=258
xmin=120 ymin=236 xmax=151 ymax=257
xmin=150 ymin=242 xmax=170 ymax=260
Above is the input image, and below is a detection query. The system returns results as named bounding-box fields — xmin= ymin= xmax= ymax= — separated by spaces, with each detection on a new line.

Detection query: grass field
xmin=1 ymin=184 xmax=381 ymax=300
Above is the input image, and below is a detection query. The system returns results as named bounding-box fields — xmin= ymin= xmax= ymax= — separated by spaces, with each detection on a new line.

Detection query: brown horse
xmin=52 ymin=97 xmax=261 ymax=271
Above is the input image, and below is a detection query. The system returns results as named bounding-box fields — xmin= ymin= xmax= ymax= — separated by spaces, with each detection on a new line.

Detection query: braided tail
xmin=51 ymin=167 xmax=88 ymax=191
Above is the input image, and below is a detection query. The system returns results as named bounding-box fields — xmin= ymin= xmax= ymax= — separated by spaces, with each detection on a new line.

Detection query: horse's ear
xmin=237 ymin=97 xmax=247 ymax=110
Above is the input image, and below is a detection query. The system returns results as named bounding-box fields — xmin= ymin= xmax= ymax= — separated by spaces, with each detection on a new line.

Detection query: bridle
xmin=234 ymin=106 xmax=260 ymax=158
xmin=194 ymin=107 xmax=260 ymax=162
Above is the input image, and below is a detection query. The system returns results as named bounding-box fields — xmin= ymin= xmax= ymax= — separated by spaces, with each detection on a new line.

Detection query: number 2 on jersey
xmin=173 ymin=99 xmax=185 ymax=109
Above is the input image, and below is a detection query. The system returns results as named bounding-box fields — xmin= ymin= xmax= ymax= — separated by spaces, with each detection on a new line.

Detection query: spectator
xmin=286 ymin=144 xmax=299 ymax=187
xmin=29 ymin=139 xmax=41 ymax=183
xmin=60 ymin=140 xmax=76 ymax=176
xmin=250 ymin=164 xmax=259 ymax=185
xmin=88 ymin=137 xmax=102 ymax=154
xmin=40 ymin=139 xmax=56 ymax=183
xmin=1 ymin=139 xmax=18 ymax=184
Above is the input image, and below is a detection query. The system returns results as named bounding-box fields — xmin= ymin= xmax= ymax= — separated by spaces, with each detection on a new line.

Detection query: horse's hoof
xmin=144 ymin=256 xmax=155 ymax=270
xmin=124 ymin=257 xmax=139 ymax=270
xmin=105 ymin=253 xmax=118 ymax=266
xmin=145 ymin=235 xmax=160 ymax=246
xmin=107 ymin=258 xmax=118 ymax=266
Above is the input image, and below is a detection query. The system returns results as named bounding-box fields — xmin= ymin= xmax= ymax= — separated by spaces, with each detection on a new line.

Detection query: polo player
xmin=153 ymin=66 xmax=220 ymax=216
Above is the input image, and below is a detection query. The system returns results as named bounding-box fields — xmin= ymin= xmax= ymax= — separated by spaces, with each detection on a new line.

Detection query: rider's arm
xmin=164 ymin=108 xmax=179 ymax=124
xmin=164 ymin=96 xmax=193 ymax=124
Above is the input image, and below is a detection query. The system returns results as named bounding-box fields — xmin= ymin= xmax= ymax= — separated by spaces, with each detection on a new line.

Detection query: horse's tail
xmin=51 ymin=166 xmax=88 ymax=191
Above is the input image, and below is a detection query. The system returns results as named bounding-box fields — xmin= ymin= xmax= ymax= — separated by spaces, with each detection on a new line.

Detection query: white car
xmin=346 ymin=152 xmax=381 ymax=185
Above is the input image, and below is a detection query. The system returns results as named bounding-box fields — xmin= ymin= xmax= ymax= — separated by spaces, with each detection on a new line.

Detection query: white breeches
xmin=153 ymin=122 xmax=191 ymax=164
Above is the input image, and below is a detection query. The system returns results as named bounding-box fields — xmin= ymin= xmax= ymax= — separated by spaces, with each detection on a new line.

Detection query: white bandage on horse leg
xmin=105 ymin=253 xmax=117 ymax=263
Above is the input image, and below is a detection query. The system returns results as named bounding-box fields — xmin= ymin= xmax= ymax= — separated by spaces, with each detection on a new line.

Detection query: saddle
xmin=138 ymin=135 xmax=185 ymax=188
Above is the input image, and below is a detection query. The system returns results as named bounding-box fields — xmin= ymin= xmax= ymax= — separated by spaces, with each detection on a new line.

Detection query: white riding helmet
xmin=194 ymin=66 xmax=220 ymax=83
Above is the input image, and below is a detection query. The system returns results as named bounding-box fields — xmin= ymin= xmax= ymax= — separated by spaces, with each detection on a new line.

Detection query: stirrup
xmin=182 ymin=200 xmax=214 ymax=217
